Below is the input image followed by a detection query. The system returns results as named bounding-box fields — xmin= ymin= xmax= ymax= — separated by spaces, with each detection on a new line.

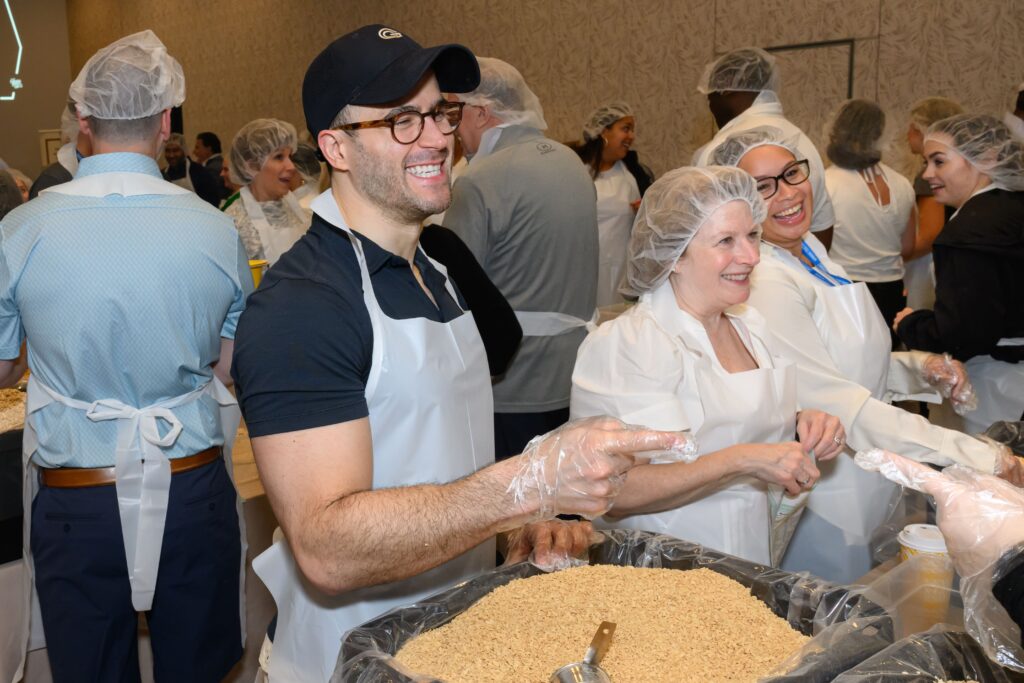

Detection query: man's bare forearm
xmin=293 ymin=456 xmax=537 ymax=594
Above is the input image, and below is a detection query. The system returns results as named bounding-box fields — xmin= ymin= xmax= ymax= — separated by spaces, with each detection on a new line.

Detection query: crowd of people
xmin=1 ymin=23 xmax=1023 ymax=683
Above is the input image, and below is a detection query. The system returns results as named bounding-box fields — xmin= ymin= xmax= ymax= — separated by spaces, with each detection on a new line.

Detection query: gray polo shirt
xmin=445 ymin=125 xmax=598 ymax=413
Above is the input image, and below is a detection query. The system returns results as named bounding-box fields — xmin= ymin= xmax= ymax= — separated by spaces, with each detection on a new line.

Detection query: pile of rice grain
xmin=394 ymin=565 xmax=809 ymax=682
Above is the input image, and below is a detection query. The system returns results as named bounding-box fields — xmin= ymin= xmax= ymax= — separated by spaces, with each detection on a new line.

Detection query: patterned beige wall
xmin=65 ymin=0 xmax=1024 ymax=179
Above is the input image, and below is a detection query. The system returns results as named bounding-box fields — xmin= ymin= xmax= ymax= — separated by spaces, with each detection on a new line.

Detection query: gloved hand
xmin=507 ymin=416 xmax=697 ymax=521
xmin=855 ymin=448 xmax=1024 ymax=671
xmin=922 ymin=353 xmax=978 ymax=416
xmin=502 ymin=520 xmax=604 ymax=572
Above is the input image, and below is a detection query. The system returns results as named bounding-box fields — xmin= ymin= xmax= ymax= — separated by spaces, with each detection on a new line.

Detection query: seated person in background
xmin=224 ymin=118 xmax=310 ymax=264
xmin=823 ymin=99 xmax=916 ymax=346
xmin=161 ymin=132 xmax=222 ymax=206
xmin=571 ymin=165 xmax=847 ymax=568
xmin=571 ymin=102 xmax=655 ymax=307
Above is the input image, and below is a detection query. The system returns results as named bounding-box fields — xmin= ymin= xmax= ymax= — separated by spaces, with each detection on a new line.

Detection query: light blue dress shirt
xmin=0 ymin=153 xmax=252 ymax=467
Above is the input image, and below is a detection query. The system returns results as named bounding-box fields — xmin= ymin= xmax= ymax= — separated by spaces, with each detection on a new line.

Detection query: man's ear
xmin=158 ymin=108 xmax=172 ymax=143
xmin=318 ymin=130 xmax=351 ymax=173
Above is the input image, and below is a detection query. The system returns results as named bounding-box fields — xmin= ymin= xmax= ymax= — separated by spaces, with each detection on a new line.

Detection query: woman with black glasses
xmin=708 ymin=127 xmax=1023 ymax=584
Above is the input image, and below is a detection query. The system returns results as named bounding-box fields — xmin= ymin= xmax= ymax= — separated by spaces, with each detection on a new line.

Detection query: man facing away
xmin=0 ymin=30 xmax=252 ymax=683
xmin=444 ymin=57 xmax=600 ymax=459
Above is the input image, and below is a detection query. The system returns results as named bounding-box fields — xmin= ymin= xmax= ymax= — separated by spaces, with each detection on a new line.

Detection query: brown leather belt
xmin=40 ymin=446 xmax=221 ymax=489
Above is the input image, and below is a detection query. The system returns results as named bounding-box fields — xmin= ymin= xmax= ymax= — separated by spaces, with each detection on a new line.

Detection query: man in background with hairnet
xmin=0 ymin=31 xmax=251 ymax=682
xmin=28 ymin=102 xmax=92 ymax=199
xmin=693 ymin=47 xmax=836 ymax=248
xmin=445 ymin=57 xmax=599 ymax=459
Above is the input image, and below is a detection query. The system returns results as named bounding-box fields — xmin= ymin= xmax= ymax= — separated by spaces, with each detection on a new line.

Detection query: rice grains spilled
xmin=394 ymin=565 xmax=809 ymax=682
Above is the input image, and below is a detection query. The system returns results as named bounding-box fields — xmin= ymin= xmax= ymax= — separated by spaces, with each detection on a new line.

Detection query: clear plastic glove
xmin=855 ymin=448 xmax=1024 ymax=671
xmin=502 ymin=520 xmax=603 ymax=572
xmin=795 ymin=409 xmax=846 ymax=460
xmin=922 ymin=352 xmax=978 ymax=416
xmin=507 ymin=416 xmax=697 ymax=521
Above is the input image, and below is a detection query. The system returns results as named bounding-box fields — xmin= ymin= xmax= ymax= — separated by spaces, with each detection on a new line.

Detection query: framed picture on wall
xmin=38 ymin=129 xmax=62 ymax=166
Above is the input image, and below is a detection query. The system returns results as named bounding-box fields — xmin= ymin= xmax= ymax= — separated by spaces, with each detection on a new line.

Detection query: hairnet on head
xmin=925 ymin=114 xmax=1024 ymax=191
xmin=69 ymin=30 xmax=185 ymax=120
xmin=825 ymin=99 xmax=886 ymax=170
xmin=0 ymin=170 xmax=24 ymax=220
xmin=229 ymin=118 xmax=298 ymax=186
xmin=458 ymin=57 xmax=547 ymax=130
xmin=707 ymin=125 xmax=798 ymax=168
xmin=623 ymin=166 xmax=767 ymax=296
xmin=698 ymin=47 xmax=778 ymax=95
xmin=582 ymin=102 xmax=634 ymax=142
xmin=908 ymin=97 xmax=964 ymax=135
xmin=165 ymin=132 xmax=185 ymax=149
xmin=291 ymin=143 xmax=322 ymax=184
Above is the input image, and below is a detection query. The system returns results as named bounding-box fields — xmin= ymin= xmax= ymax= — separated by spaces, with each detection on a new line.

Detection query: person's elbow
xmin=289 ymin=539 xmax=360 ymax=596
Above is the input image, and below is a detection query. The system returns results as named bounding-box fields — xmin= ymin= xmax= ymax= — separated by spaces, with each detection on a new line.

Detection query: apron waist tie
xmin=40 ymin=445 xmax=221 ymax=488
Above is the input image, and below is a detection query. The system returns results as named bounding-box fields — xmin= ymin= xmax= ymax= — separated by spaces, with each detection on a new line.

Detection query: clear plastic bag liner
xmin=986 ymin=421 xmax=1024 ymax=457
xmin=832 ymin=625 xmax=1024 ymax=682
xmin=333 ymin=530 xmax=894 ymax=683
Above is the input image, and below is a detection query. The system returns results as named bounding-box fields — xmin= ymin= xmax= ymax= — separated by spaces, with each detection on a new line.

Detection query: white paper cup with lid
xmin=896 ymin=523 xmax=955 ymax=636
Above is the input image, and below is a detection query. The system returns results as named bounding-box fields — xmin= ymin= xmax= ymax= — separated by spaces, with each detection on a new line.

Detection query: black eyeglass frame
xmin=332 ymin=101 xmax=465 ymax=145
xmin=754 ymin=159 xmax=811 ymax=199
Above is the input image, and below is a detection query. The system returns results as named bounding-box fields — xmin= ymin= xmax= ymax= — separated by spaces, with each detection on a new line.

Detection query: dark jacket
xmin=897 ymin=188 xmax=1024 ymax=363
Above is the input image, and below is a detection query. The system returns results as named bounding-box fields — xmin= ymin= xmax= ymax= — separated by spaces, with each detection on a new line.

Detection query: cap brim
xmin=352 ymin=43 xmax=480 ymax=106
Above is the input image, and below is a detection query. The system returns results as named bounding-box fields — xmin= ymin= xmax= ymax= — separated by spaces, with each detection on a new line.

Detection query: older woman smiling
xmin=571 ymin=166 xmax=846 ymax=567
xmin=709 ymin=127 xmax=1023 ymax=583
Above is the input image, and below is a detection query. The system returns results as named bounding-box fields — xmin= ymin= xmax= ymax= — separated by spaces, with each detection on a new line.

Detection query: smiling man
xmin=230 ymin=25 xmax=687 ymax=682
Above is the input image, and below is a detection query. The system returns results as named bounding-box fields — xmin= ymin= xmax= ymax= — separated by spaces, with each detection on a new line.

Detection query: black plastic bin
xmin=334 ymin=529 xmax=893 ymax=682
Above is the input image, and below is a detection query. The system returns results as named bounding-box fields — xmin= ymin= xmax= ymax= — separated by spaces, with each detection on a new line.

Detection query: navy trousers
xmin=31 ymin=458 xmax=242 ymax=683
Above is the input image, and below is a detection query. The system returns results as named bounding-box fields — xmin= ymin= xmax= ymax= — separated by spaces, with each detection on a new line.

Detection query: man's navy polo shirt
xmin=232 ymin=212 xmax=468 ymax=438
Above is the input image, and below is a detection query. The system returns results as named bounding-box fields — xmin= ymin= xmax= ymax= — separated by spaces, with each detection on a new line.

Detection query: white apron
xmin=600 ymin=319 xmax=799 ymax=567
xmin=239 ymin=187 xmax=309 ymax=265
xmin=252 ymin=195 xmax=496 ymax=683
xmin=7 ymin=171 xmax=247 ymax=683
xmin=594 ymin=162 xmax=639 ymax=308
xmin=167 ymin=158 xmax=195 ymax=192
xmin=928 ymin=351 xmax=1024 ymax=435
xmin=780 ymin=244 xmax=899 ymax=581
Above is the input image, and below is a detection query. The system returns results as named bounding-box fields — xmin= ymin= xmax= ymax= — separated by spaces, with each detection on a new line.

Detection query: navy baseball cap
xmin=302 ymin=25 xmax=480 ymax=138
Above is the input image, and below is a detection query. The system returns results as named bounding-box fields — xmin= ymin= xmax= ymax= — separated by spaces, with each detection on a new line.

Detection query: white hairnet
xmin=458 ymin=57 xmax=547 ymax=130
xmin=290 ymin=143 xmax=322 ymax=184
xmin=707 ymin=125 xmax=799 ymax=167
xmin=165 ymin=132 xmax=185 ymax=149
xmin=908 ymin=97 xmax=964 ymax=135
xmin=60 ymin=105 xmax=80 ymax=144
xmin=623 ymin=166 xmax=767 ymax=296
xmin=229 ymin=118 xmax=297 ymax=186
xmin=698 ymin=47 xmax=778 ymax=95
xmin=582 ymin=102 xmax=634 ymax=141
xmin=925 ymin=114 xmax=1024 ymax=191
xmin=69 ymin=30 xmax=185 ymax=120
xmin=825 ymin=99 xmax=886 ymax=170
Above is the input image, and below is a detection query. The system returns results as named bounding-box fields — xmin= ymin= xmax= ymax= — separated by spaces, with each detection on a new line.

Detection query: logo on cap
xmin=378 ymin=28 xmax=402 ymax=40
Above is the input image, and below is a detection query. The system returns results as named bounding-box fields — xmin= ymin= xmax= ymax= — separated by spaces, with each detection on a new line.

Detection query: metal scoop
xmin=549 ymin=621 xmax=616 ymax=683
